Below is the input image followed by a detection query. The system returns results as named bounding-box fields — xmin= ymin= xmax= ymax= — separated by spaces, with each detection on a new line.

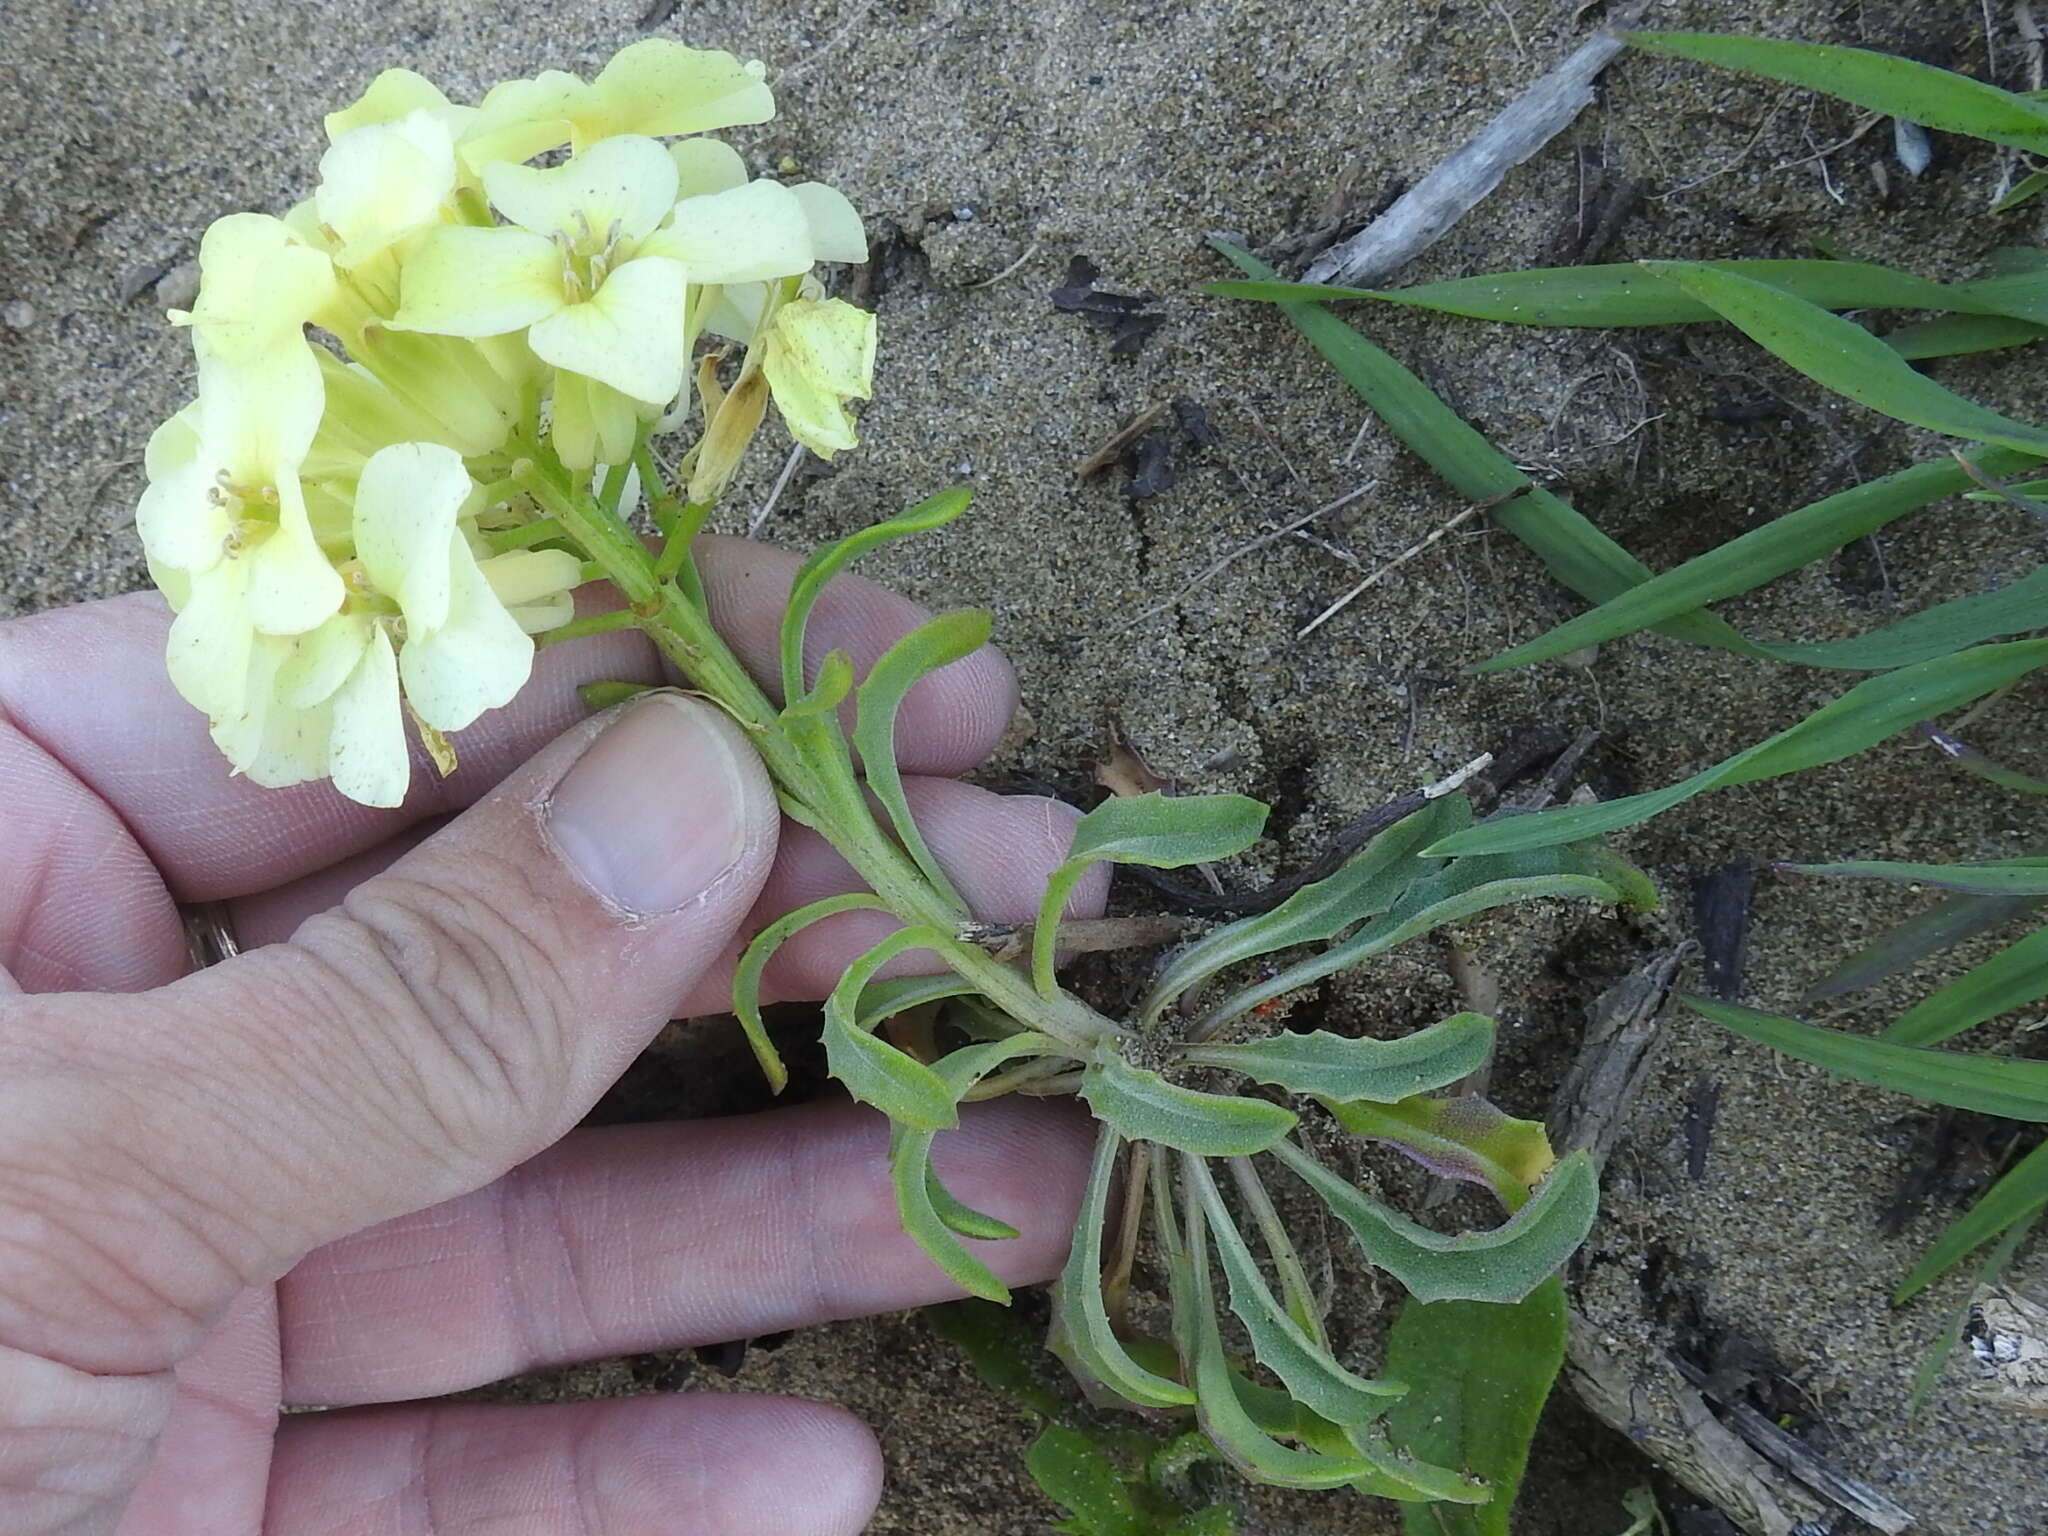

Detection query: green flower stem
xmin=516 ymin=459 xmax=1111 ymax=1052
xmin=485 ymin=517 xmax=564 ymax=553
xmin=533 ymin=607 xmax=639 ymax=649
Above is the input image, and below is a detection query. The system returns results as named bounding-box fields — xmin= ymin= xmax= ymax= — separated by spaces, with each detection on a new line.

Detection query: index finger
xmin=0 ymin=535 xmax=1016 ymax=902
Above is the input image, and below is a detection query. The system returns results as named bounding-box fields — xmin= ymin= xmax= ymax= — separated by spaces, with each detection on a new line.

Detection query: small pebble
xmin=2 ymin=298 xmax=35 ymax=330
xmin=953 ymin=204 xmax=976 ymax=221
xmin=155 ymin=260 xmax=200 ymax=312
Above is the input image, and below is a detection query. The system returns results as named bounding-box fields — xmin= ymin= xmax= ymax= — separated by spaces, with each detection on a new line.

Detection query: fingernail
xmin=548 ymin=694 xmax=751 ymax=915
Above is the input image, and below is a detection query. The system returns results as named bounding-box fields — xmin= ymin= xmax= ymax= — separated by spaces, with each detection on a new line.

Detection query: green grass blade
xmin=1996 ymin=168 xmax=2048 ymax=210
xmin=1270 ymin=1141 xmax=1598 ymax=1305
xmin=1643 ymin=262 xmax=2048 ymax=457
xmin=1907 ymin=1211 xmax=2037 ymax=1410
xmin=1476 ymin=449 xmax=2039 ymax=671
xmin=852 ymin=608 xmax=992 ymax=911
xmin=1887 ymin=923 xmax=2048 ymax=1046
xmin=1628 ymin=32 xmax=2048 ymax=154
xmin=1140 ymin=795 xmax=1467 ymax=1023
xmin=1687 ymin=995 xmax=2048 ymax=1120
xmin=1887 ymin=311 xmax=2048 ymax=361
xmin=1386 ymin=1280 xmax=1569 ymax=1536
xmin=1807 ymin=894 xmax=2038 ymax=1003
xmin=1055 ymin=1126 xmax=1200 ymax=1409
xmin=1927 ymin=726 xmax=2048 ymax=795
xmin=733 ymin=891 xmax=890 ymax=1092
xmin=1079 ymin=1054 xmax=1298 ymax=1156
xmin=822 ymin=926 xmax=961 ymax=1130
xmin=1896 ymin=1139 xmax=2048 ymax=1301
xmin=1213 ymin=259 xmax=1968 ymax=327
xmin=1756 ymin=562 xmax=2048 ymax=670
xmin=779 ymin=487 xmax=973 ymax=703
xmin=1183 ymin=1014 xmax=1496 ymax=1104
xmin=1428 ymin=639 xmax=2048 ymax=856
xmin=1211 ymin=239 xmax=1750 ymax=654
xmin=1782 ymin=857 xmax=2048 ymax=897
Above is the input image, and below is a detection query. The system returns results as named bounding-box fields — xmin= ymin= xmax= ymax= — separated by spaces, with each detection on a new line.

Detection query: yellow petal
xmin=165 ymin=560 xmax=256 ymax=721
xmin=672 ymin=137 xmax=748 ymax=198
xmin=214 ymin=637 xmax=336 ymax=791
xmin=586 ymin=42 xmax=773 ymax=144
xmin=325 ymin=68 xmax=453 ymax=142
xmin=485 ymin=134 xmax=679 ymax=243
xmin=386 ymin=226 xmax=564 ymax=337
xmin=640 ymin=180 xmax=811 ymax=284
xmin=479 ymin=547 xmax=583 ymax=609
xmin=184 ymin=214 xmax=335 ymax=369
xmin=274 ymin=612 xmax=374 ymax=709
xmin=761 ymin=298 xmax=876 ymax=458
xmin=315 ymin=110 xmax=457 ymax=268
xmin=527 ymin=256 xmax=688 ymax=403
xmin=790 ymin=182 xmax=868 ymax=264
xmin=351 ymin=442 xmax=474 ymax=632
xmin=465 ymin=70 xmax=590 ymax=167
xmin=549 ymin=371 xmax=642 ymax=471
xmin=328 ymin=627 xmax=410 ymax=808
xmin=698 ymin=281 xmax=771 ymax=344
xmin=135 ymin=439 xmax=229 ymax=577
xmin=399 ymin=532 xmax=535 ymax=732
xmin=243 ymin=477 xmax=345 ymax=636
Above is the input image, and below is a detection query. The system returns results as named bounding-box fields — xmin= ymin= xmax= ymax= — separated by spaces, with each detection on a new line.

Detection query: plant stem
xmin=516 ymin=457 xmax=1111 ymax=1051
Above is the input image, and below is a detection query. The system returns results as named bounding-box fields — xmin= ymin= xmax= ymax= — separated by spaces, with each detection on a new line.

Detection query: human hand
xmin=0 ymin=537 xmax=1102 ymax=1536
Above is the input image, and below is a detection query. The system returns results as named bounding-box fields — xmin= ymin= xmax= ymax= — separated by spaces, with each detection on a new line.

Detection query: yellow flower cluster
xmin=137 ymin=41 xmax=878 ymax=807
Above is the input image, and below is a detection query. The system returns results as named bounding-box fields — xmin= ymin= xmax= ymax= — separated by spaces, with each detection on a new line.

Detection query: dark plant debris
xmin=1051 ymin=255 xmax=1164 ymax=355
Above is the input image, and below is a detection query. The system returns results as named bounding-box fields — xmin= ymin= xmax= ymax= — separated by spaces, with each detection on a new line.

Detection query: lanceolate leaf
xmin=1895 ymin=1139 xmax=2048 ymax=1301
xmin=1384 ymin=1281 xmax=1570 ymax=1536
xmin=1644 ymin=262 xmax=2048 ymax=457
xmin=1888 ymin=312 xmax=2048 ymax=361
xmin=1627 ymin=32 xmax=2048 ymax=154
xmin=1140 ymin=795 xmax=1470 ymax=1023
xmin=1807 ymin=893 xmax=2037 ymax=1003
xmin=1036 ymin=792 xmax=1270 ymax=993
xmin=1055 ymin=1126 xmax=1199 ymax=1408
xmin=853 ymin=972 xmax=981 ymax=1032
xmin=1210 ymin=240 xmax=1749 ymax=654
xmin=1780 ymin=857 xmax=2048 ymax=897
xmin=778 ymin=487 xmax=973 ymax=703
xmin=1079 ymin=1054 xmax=1298 ymax=1156
xmin=891 ymin=1125 xmax=1012 ymax=1303
xmin=1327 ymin=1095 xmax=1556 ymax=1210
xmin=1023 ymin=1425 xmax=1144 ymax=1536
xmin=822 ymin=926 xmax=959 ymax=1130
xmin=1886 ymin=924 xmax=2048 ymax=1047
xmin=1475 ymin=450 xmax=2043 ymax=672
xmin=1269 ymin=1141 xmax=1598 ymax=1304
xmin=1183 ymin=1014 xmax=1495 ymax=1104
xmin=1428 ymin=639 xmax=2048 ymax=857
xmin=1184 ymin=1157 xmax=1405 ymax=1426
xmin=733 ymin=892 xmax=889 ymax=1092
xmin=853 ymin=608 xmax=993 ymax=911
xmin=1688 ymin=995 xmax=2048 ymax=1121
xmin=780 ymin=648 xmax=854 ymax=718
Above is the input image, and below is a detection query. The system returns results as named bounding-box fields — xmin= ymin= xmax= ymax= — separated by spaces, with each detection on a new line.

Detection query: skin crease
xmin=0 ymin=538 xmax=1105 ymax=1536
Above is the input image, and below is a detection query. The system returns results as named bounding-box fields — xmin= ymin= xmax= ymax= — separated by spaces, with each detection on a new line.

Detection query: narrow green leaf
xmin=1887 ymin=923 xmax=2048 ymax=1046
xmin=1211 ymin=240 xmax=1749 ymax=654
xmin=1213 ymin=259 xmax=1969 ymax=327
xmin=1036 ymin=792 xmax=1270 ymax=993
xmin=822 ymin=926 xmax=960 ymax=1130
xmin=778 ymin=486 xmax=973 ymax=703
xmin=1887 ymin=311 xmax=2048 ymax=361
xmin=853 ymin=608 xmax=992 ymax=911
xmin=1179 ymin=1190 xmax=1380 ymax=1490
xmin=1996 ymin=168 xmax=2048 ymax=210
xmin=1327 ymin=1096 xmax=1555 ymax=1210
xmin=781 ymin=648 xmax=854 ymax=719
xmin=1025 ymin=1425 xmax=1144 ymax=1536
xmin=1429 ymin=639 xmax=2048 ymax=856
xmin=1185 ymin=1156 xmax=1405 ymax=1426
xmin=1054 ymin=1126 xmax=1199 ymax=1408
xmin=1757 ymin=564 xmax=2048 ymax=671
xmin=1141 ymin=796 xmax=1469 ymax=1023
xmin=1205 ymin=869 xmax=1622 ymax=1030
xmin=1184 ymin=1014 xmax=1495 ymax=1104
xmin=1079 ymin=1054 xmax=1298 ymax=1156
xmin=1907 ymin=1211 xmax=2037 ymax=1410
xmin=1808 ymin=894 xmax=2038 ymax=1002
xmin=853 ymin=972 xmax=981 ymax=1033
xmin=1896 ymin=1139 xmax=2048 ymax=1300
xmin=733 ymin=892 xmax=889 ymax=1092
xmin=1643 ymin=261 xmax=2048 ymax=457
xmin=1270 ymin=1142 xmax=1598 ymax=1304
xmin=1386 ymin=1280 xmax=1569 ymax=1536
xmin=892 ymin=1125 xmax=1012 ymax=1302
xmin=1782 ymin=857 xmax=2048 ymax=896
xmin=1476 ymin=450 xmax=2041 ymax=672
xmin=1928 ymin=728 xmax=2048 ymax=796
xmin=1628 ymin=32 xmax=2048 ymax=154
xmin=1687 ymin=995 xmax=2048 ymax=1121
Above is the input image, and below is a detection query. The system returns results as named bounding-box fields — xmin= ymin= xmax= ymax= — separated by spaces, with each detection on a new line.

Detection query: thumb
xmin=2 ymin=692 xmax=777 ymax=1373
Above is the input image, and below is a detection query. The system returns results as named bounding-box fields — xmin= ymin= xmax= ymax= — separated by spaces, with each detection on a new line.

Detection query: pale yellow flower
xmin=761 ymin=297 xmax=877 ymax=457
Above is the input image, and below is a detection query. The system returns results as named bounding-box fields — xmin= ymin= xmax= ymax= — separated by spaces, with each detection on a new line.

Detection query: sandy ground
xmin=6 ymin=0 xmax=2047 ymax=1531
